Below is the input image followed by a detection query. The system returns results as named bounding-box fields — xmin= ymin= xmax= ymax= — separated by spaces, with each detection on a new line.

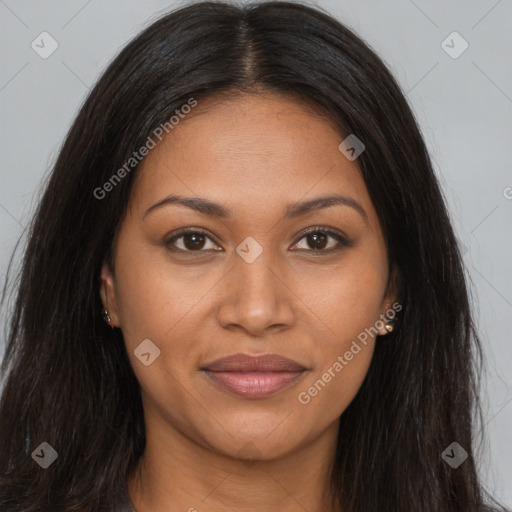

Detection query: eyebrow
xmin=143 ymin=193 xmax=368 ymax=225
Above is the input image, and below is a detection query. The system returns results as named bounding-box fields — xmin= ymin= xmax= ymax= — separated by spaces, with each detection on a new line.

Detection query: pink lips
xmin=201 ymin=353 xmax=306 ymax=398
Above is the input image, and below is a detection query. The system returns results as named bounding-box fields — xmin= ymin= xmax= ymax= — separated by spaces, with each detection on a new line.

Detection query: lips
xmin=200 ymin=353 xmax=307 ymax=398
xmin=202 ymin=353 xmax=306 ymax=372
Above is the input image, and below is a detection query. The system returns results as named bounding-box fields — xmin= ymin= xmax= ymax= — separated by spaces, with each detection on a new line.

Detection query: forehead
xmin=130 ymin=93 xmax=377 ymax=228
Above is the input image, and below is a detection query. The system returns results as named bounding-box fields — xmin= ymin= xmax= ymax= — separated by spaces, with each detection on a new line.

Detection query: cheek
xmin=112 ymin=240 xmax=208 ymax=347
xmin=292 ymin=251 xmax=386 ymax=412
xmin=295 ymin=346 xmax=374 ymax=426
xmin=295 ymin=273 xmax=380 ymax=419
xmin=297 ymin=250 xmax=387 ymax=344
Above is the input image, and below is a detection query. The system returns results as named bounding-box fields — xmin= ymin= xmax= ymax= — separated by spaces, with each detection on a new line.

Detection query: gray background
xmin=1 ymin=0 xmax=511 ymax=506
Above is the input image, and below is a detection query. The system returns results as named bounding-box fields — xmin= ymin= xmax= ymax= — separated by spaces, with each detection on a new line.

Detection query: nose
xmin=216 ymin=252 xmax=296 ymax=337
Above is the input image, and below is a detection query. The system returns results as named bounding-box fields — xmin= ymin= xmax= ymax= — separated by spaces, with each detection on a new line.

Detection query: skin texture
xmin=100 ymin=92 xmax=397 ymax=512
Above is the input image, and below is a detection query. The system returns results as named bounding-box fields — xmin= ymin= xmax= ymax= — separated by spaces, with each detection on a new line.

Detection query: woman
xmin=0 ymin=1 xmax=508 ymax=511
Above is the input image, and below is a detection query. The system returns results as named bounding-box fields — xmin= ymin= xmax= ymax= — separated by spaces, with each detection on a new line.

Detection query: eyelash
xmin=164 ymin=226 xmax=352 ymax=255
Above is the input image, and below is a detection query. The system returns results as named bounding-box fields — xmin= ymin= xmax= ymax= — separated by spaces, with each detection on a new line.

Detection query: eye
xmin=165 ymin=228 xmax=221 ymax=253
xmin=165 ymin=226 xmax=351 ymax=255
xmin=291 ymin=226 xmax=351 ymax=253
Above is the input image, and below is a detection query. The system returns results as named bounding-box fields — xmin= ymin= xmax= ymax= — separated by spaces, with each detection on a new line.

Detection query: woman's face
xmin=101 ymin=92 xmax=395 ymax=461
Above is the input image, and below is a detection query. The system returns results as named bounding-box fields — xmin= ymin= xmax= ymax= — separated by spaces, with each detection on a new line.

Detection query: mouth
xmin=200 ymin=353 xmax=307 ymax=399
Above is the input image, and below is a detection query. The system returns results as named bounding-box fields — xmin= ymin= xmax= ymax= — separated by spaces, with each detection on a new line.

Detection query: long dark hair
xmin=0 ymin=1 xmax=508 ymax=511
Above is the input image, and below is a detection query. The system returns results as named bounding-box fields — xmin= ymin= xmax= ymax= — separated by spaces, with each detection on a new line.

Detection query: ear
xmin=99 ymin=262 xmax=120 ymax=327
xmin=377 ymin=264 xmax=401 ymax=336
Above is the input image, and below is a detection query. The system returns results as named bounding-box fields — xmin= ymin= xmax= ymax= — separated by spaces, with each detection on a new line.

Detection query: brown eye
xmin=166 ymin=229 xmax=221 ymax=253
xmin=292 ymin=227 xmax=350 ymax=252
xmin=182 ymin=233 xmax=207 ymax=250
xmin=304 ymin=232 xmax=328 ymax=250
xmin=165 ymin=226 xmax=351 ymax=255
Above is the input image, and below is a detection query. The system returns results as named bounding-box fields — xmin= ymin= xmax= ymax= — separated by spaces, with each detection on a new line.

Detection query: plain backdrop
xmin=1 ymin=0 xmax=511 ymax=506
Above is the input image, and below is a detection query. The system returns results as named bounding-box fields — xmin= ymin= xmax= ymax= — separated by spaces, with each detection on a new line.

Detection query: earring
xmin=102 ymin=308 xmax=113 ymax=325
xmin=384 ymin=315 xmax=397 ymax=333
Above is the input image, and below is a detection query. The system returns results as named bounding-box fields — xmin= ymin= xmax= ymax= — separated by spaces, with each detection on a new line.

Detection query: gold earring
xmin=384 ymin=316 xmax=396 ymax=333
